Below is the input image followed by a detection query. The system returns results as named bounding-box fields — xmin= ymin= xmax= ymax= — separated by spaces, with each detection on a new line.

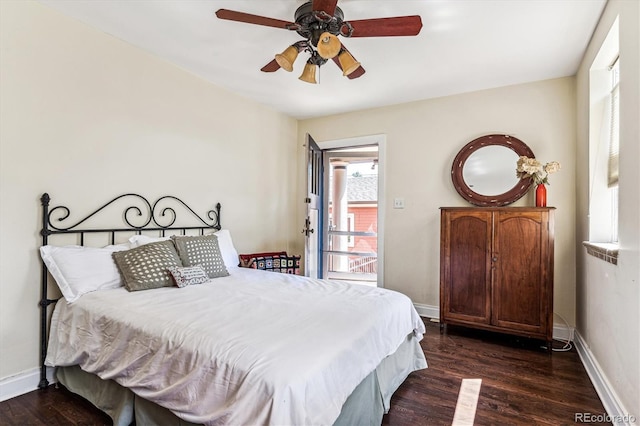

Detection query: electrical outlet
xmin=393 ymin=198 xmax=405 ymax=209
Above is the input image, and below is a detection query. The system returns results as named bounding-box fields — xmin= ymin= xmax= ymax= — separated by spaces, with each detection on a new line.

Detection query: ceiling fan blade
xmin=346 ymin=15 xmax=423 ymax=37
xmin=261 ymin=59 xmax=281 ymax=73
xmin=216 ymin=9 xmax=296 ymax=30
xmin=312 ymin=0 xmax=338 ymax=16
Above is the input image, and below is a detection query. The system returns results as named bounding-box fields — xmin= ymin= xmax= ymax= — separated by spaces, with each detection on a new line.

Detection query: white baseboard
xmin=413 ymin=303 xmax=574 ymax=342
xmin=552 ymin=322 xmax=573 ymax=342
xmin=574 ymin=332 xmax=635 ymax=426
xmin=413 ymin=303 xmax=439 ymax=319
xmin=0 ymin=367 xmax=55 ymax=402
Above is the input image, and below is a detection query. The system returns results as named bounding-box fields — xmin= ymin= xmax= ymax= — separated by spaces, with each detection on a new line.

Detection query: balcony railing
xmin=349 ymin=256 xmax=377 ymax=273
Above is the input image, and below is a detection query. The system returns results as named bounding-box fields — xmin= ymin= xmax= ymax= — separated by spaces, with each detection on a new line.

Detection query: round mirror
xmin=462 ymin=146 xmax=520 ymax=195
xmin=451 ymin=134 xmax=534 ymax=206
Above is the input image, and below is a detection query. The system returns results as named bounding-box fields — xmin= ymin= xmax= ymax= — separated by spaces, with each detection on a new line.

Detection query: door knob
xmin=302 ymin=218 xmax=314 ymax=236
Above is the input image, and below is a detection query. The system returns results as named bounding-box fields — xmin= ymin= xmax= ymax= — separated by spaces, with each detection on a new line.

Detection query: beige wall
xmin=0 ymin=1 xmax=298 ymax=379
xmin=576 ymin=0 xmax=639 ymax=419
xmin=298 ymin=77 xmax=577 ymax=325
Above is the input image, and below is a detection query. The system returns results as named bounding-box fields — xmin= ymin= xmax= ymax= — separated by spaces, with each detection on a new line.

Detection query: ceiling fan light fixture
xmin=217 ymin=1 xmax=423 ymax=81
xmin=338 ymin=50 xmax=361 ymax=76
xmin=275 ymin=45 xmax=299 ymax=72
xmin=316 ymin=32 xmax=341 ymax=59
xmin=298 ymin=62 xmax=318 ymax=84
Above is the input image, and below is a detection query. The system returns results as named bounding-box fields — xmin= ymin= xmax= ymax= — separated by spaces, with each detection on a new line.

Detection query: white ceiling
xmin=38 ymin=0 xmax=606 ymax=120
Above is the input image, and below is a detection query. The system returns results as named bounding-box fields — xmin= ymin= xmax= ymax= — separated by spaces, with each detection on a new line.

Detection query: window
xmin=585 ymin=18 xmax=619 ymax=263
xmin=608 ymin=57 xmax=619 ymax=243
xmin=608 ymin=58 xmax=619 ymax=188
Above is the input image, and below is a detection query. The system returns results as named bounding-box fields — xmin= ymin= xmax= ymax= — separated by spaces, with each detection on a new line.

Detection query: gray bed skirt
xmin=56 ymin=333 xmax=427 ymax=426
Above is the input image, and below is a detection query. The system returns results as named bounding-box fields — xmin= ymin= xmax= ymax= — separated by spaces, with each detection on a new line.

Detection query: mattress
xmin=46 ymin=267 xmax=427 ymax=425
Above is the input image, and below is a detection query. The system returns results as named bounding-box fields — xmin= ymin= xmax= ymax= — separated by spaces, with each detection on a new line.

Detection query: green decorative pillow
xmin=112 ymin=240 xmax=182 ymax=291
xmin=171 ymin=235 xmax=229 ymax=279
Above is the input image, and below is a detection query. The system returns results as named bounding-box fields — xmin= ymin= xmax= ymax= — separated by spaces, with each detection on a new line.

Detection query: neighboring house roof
xmin=348 ymin=175 xmax=377 ymax=202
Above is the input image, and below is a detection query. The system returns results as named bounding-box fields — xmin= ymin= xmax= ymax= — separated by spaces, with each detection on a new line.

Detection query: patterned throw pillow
xmin=112 ymin=240 xmax=182 ymax=291
xmin=167 ymin=265 xmax=209 ymax=288
xmin=171 ymin=235 xmax=229 ymax=279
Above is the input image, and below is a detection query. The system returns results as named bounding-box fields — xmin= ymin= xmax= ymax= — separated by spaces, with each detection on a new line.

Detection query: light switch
xmin=393 ymin=198 xmax=405 ymax=209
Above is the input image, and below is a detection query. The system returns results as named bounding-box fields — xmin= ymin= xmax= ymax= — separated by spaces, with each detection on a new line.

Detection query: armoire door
xmin=440 ymin=209 xmax=492 ymax=325
xmin=491 ymin=210 xmax=551 ymax=335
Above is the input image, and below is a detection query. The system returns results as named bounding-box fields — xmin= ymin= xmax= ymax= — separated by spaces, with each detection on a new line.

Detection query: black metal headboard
xmin=38 ymin=193 xmax=222 ymax=389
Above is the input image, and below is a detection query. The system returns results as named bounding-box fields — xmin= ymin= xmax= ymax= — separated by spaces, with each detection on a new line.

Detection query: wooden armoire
xmin=439 ymin=207 xmax=555 ymax=350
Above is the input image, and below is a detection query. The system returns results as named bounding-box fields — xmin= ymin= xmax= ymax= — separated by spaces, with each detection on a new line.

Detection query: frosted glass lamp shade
xmin=338 ymin=50 xmax=361 ymax=76
xmin=317 ymin=32 xmax=341 ymax=59
xmin=275 ymin=45 xmax=299 ymax=72
xmin=298 ymin=62 xmax=318 ymax=84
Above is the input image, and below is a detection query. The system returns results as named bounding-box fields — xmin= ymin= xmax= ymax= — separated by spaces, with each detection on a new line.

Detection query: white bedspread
xmin=46 ymin=267 xmax=426 ymax=425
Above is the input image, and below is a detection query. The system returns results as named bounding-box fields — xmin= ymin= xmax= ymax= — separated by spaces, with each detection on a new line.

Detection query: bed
xmin=38 ymin=193 xmax=427 ymax=426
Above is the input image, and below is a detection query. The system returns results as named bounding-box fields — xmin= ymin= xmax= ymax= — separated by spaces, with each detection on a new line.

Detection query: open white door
xmin=304 ymin=134 xmax=323 ymax=279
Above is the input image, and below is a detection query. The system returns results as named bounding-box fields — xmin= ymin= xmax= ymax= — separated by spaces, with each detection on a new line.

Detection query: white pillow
xmin=212 ymin=229 xmax=239 ymax=269
xmin=104 ymin=243 xmax=131 ymax=251
xmin=40 ymin=244 xmax=129 ymax=303
xmin=128 ymin=234 xmax=171 ymax=248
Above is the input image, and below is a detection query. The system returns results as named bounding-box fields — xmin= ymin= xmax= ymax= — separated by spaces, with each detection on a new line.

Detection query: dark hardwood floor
xmin=0 ymin=319 xmax=609 ymax=425
xmin=0 ymin=383 xmax=111 ymax=425
xmin=383 ymin=319 xmax=610 ymax=425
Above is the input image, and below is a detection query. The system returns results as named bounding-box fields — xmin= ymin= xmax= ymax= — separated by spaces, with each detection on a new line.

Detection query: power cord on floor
xmin=551 ymin=312 xmax=573 ymax=352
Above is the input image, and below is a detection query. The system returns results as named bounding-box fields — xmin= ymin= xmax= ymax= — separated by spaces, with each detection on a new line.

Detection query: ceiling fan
xmin=215 ymin=0 xmax=422 ymax=84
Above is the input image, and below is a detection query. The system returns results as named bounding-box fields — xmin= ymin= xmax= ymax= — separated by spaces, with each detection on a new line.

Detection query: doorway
xmin=325 ymin=147 xmax=379 ymax=286
xmin=304 ymin=134 xmax=385 ymax=287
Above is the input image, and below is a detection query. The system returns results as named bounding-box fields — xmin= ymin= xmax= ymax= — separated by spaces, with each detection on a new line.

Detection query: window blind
xmin=608 ymin=67 xmax=619 ymax=187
